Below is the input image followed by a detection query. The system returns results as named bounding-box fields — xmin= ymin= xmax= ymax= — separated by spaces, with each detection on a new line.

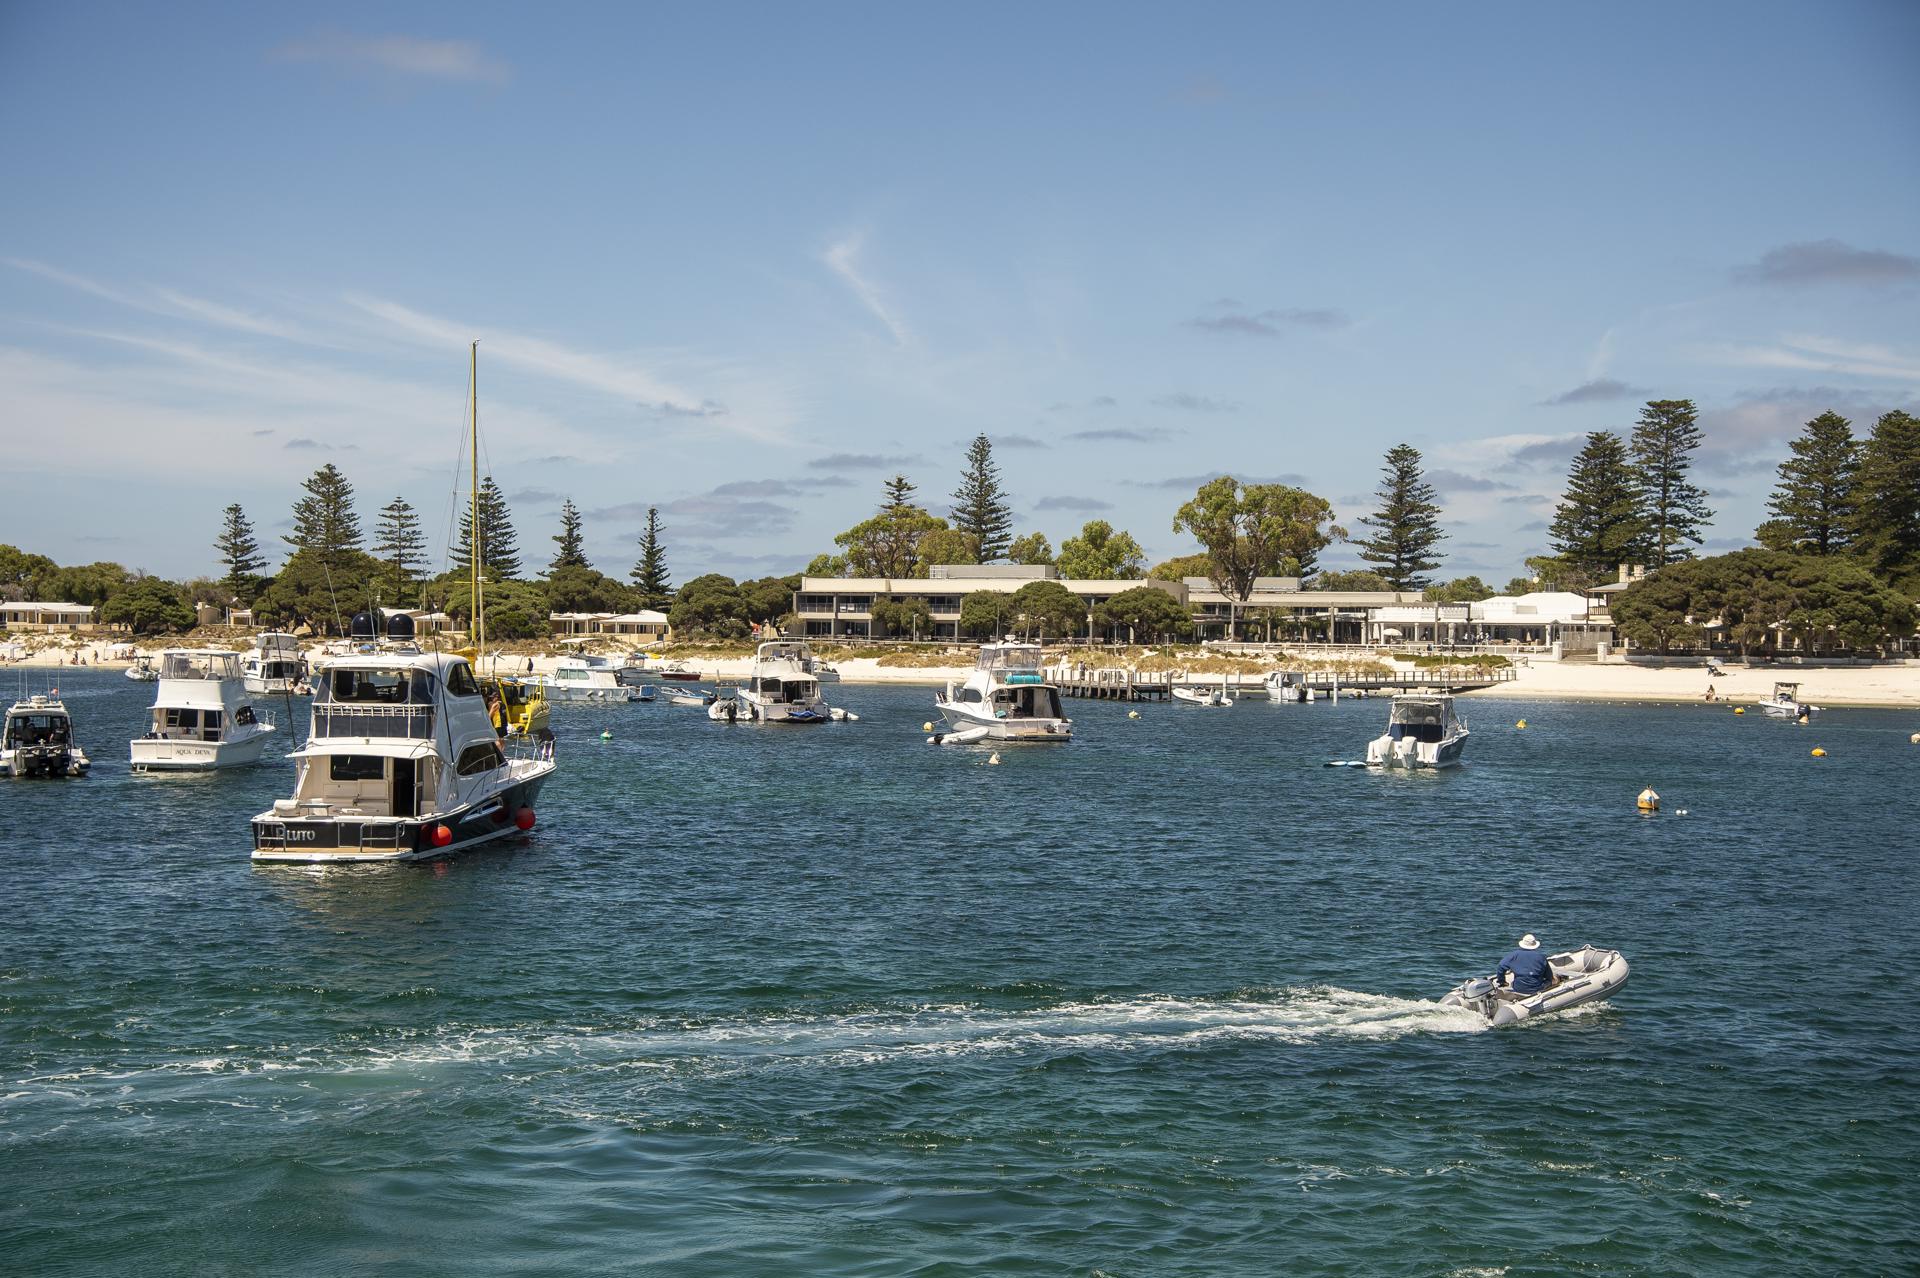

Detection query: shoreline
xmin=9 ymin=644 xmax=1917 ymax=710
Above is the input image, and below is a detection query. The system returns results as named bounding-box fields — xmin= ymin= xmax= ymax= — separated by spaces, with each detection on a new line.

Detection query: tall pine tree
xmin=883 ymin=474 xmax=918 ymax=511
xmin=1549 ymin=431 xmax=1648 ymax=581
xmin=1629 ymin=399 xmax=1714 ymax=565
xmin=549 ymin=499 xmax=590 ymax=573
xmin=213 ymin=503 xmax=266 ymax=598
xmin=1354 ymin=443 xmax=1445 ymax=589
xmin=949 ymin=435 xmax=1012 ymax=562
xmin=450 ymin=476 xmax=521 ymax=582
xmin=630 ymin=506 xmax=672 ymax=609
xmin=1850 ymin=409 xmax=1920 ymax=593
xmin=284 ymin=464 xmax=362 ymax=568
xmin=371 ymin=497 xmax=427 ymax=603
xmin=1760 ymin=411 xmax=1858 ymax=555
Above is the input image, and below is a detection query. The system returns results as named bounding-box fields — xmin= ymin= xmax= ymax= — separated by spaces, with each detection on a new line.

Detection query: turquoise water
xmin=3 ymin=670 xmax=1915 ymax=1275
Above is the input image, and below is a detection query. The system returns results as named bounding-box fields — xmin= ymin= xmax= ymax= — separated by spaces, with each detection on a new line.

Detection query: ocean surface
xmin=2 ymin=669 xmax=1915 ymax=1276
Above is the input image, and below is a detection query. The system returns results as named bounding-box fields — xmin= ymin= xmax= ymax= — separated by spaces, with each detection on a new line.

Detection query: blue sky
xmin=3 ymin=1 xmax=1917 ymax=585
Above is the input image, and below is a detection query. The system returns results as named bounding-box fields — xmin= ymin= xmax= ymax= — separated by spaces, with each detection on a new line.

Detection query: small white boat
xmin=124 ymin=655 xmax=159 ymax=682
xmin=631 ymin=684 xmax=657 ymax=703
xmin=1 ymin=694 xmax=91 ymax=777
xmin=1441 ymin=945 xmax=1630 ymax=1027
xmin=1264 ymin=672 xmax=1324 ymax=702
xmin=242 ymin=632 xmax=309 ymax=695
xmin=539 ymin=655 xmax=640 ymax=702
xmin=739 ymin=641 xmax=835 ymax=724
xmin=707 ymin=695 xmax=743 ymax=723
xmin=131 ymin=649 xmax=276 ymax=772
xmin=668 ymin=689 xmax=713 ymax=707
xmin=1758 ymin=681 xmax=1819 ymax=719
xmin=934 ymin=641 xmax=1071 ymax=742
xmin=1173 ymin=684 xmax=1234 ymax=708
xmin=1365 ymin=694 xmax=1469 ymax=768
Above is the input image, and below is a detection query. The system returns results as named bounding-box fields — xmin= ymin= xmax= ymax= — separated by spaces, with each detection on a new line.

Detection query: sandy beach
xmin=11 ymin=640 xmax=1916 ymax=709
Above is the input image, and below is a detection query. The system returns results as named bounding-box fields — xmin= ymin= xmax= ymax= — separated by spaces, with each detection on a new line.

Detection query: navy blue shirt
xmin=1496 ymin=947 xmax=1553 ymax=994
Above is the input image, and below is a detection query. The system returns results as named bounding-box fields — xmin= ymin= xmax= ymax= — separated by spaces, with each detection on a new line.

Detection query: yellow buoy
xmin=922 ymin=721 xmax=933 ymax=732
xmin=1515 ymin=719 xmax=1527 ymax=730
xmin=1811 ymin=747 xmax=1826 ymax=757
xmin=1637 ymin=786 xmax=1660 ymax=811
xmin=1128 ymin=710 xmax=1141 ymax=720
xmin=1733 ymin=707 xmax=1745 ymax=715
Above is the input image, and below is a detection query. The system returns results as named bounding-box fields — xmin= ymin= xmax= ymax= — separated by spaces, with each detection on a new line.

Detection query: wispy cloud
xmin=1428 ymin=469 xmax=1515 ymax=495
xmin=1186 ymin=303 xmax=1350 ymax=337
xmin=823 ymin=231 xmax=909 ymax=345
xmin=1129 ymin=471 xmax=1309 ymax=490
xmin=1732 ymin=239 xmax=1920 ymax=288
xmin=1704 ymin=335 xmax=1920 ymax=381
xmin=590 ymin=484 xmax=799 ymax=541
xmin=508 ymin=487 xmax=563 ymax=505
xmin=7 ymin=258 xmax=308 ymax=341
xmin=996 ymin=434 xmax=1049 ymax=450
xmin=1034 ymin=495 xmax=1113 ymax=511
xmin=1540 ymin=377 xmax=1644 ymax=406
xmin=642 ymin=398 xmax=728 ymax=419
xmin=1065 ymin=427 xmax=1174 ymax=444
xmin=273 ymin=31 xmax=511 ymax=86
xmin=1151 ymin=392 xmax=1239 ymax=413
xmin=806 ymin=452 xmax=918 ymax=470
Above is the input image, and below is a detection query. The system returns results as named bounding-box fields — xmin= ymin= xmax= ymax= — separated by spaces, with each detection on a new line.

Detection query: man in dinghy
xmin=1493 ymin=933 xmax=1559 ymax=997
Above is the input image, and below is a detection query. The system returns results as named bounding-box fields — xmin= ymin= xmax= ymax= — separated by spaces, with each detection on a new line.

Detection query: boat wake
xmin=3 ymin=990 xmax=1489 ymax=1107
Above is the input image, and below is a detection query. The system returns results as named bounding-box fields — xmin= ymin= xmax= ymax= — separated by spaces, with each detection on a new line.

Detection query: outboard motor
xmin=386 ymin=612 xmax=417 ymax=642
xmin=348 ymin=611 xmax=377 ymax=641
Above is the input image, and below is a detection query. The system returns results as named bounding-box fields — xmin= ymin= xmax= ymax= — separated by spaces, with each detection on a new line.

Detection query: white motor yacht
xmin=251 ymin=651 xmax=555 ymax=863
xmin=1758 ymin=681 xmax=1819 ymax=719
xmin=243 ymin=631 xmax=310 ymax=695
xmin=2 ymin=694 xmax=91 ymax=777
xmin=131 ymin=649 xmax=276 ymax=772
xmin=1365 ymin=694 xmax=1469 ymax=769
xmin=539 ymin=655 xmax=639 ymax=702
xmin=934 ymin=641 xmax=1072 ymax=743
xmin=739 ymin=641 xmax=833 ymax=723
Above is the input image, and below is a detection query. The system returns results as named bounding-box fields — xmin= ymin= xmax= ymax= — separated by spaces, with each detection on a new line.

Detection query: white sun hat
xmin=1518 ymin=934 xmax=1540 ymax=949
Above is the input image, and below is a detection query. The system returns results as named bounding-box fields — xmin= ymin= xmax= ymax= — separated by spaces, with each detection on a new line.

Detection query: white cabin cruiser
xmin=739 ymin=641 xmax=833 ymax=723
xmin=1174 ymin=684 xmax=1234 ymax=708
xmin=131 ymin=649 xmax=276 ymax=771
xmin=935 ymin=642 xmax=1072 ymax=743
xmin=540 ymin=655 xmax=639 ymax=702
xmin=251 ymin=651 xmax=555 ymax=863
xmin=124 ymin=655 xmax=159 ymax=682
xmin=2 ymin=694 xmax=91 ymax=777
xmin=1264 ymin=672 xmax=1323 ymax=702
xmin=1442 ymin=945 xmax=1629 ymax=1027
xmin=1365 ymin=694 xmax=1469 ymax=769
xmin=1759 ymin=681 xmax=1819 ymax=719
xmin=242 ymin=631 xmax=310 ymax=695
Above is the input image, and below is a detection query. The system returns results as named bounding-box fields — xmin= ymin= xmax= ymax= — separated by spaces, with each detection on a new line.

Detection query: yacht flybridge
xmin=934 ymin=641 xmax=1072 ymax=743
xmin=251 ymin=651 xmax=554 ymax=862
xmin=131 ymin=649 xmax=276 ymax=771
xmin=738 ymin=641 xmax=834 ymax=723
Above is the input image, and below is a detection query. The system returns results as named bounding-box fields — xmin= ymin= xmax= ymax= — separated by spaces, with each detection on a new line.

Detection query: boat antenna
xmin=470 ymin=340 xmax=486 ymax=671
xmin=320 ymin=556 xmax=345 ymax=638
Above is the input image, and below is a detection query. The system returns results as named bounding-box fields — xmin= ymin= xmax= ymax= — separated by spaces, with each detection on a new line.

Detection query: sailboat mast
xmin=470 ymin=340 xmax=485 ymax=661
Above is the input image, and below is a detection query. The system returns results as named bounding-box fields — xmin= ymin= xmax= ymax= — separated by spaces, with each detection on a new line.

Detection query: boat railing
xmin=310 ymin=703 xmax=436 ymax=740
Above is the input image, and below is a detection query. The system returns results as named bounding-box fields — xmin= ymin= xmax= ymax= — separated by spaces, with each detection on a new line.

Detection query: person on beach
xmin=1705 ymin=683 xmax=1716 ymax=701
xmin=1494 ymin=934 xmax=1557 ymax=995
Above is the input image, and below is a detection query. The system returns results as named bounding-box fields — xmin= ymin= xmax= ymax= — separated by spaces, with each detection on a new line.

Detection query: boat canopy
xmin=977 ymin=644 xmax=1042 ymax=672
xmin=160 ymin=650 xmax=244 ymax=680
xmin=285 ymin=739 xmax=441 ymax=760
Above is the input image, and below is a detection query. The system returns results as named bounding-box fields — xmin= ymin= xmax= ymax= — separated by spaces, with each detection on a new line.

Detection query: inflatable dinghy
xmin=1441 ymin=944 xmax=1628 ymax=1027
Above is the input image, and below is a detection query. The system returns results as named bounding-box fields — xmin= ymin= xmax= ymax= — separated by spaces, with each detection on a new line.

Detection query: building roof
xmin=1 ymin=600 xmax=92 ymax=612
xmin=549 ymin=610 xmax=669 ymax=623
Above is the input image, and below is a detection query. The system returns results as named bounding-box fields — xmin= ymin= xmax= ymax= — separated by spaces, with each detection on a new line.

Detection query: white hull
xmin=1759 ymin=701 xmax=1815 ymax=718
xmin=244 ymin=677 xmax=305 ymax=696
xmin=1366 ymin=729 xmax=1468 ymax=768
xmin=1442 ymin=945 xmax=1629 ymax=1027
xmin=935 ymin=704 xmax=1071 ymax=741
xmin=131 ymin=723 xmax=275 ymax=771
xmin=1173 ymin=687 xmax=1233 ymax=708
xmin=542 ymin=684 xmax=639 ymax=702
xmin=740 ymin=694 xmax=829 ymax=723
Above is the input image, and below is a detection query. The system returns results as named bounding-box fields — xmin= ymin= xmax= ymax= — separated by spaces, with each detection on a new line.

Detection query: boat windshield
xmin=1388 ymin=700 xmax=1452 ymax=727
xmin=977 ymin=645 xmax=1042 ymax=672
xmin=321 ymin=667 xmax=434 ymax=705
xmin=161 ymin=652 xmax=241 ymax=680
xmin=5 ymin=712 xmax=70 ymax=747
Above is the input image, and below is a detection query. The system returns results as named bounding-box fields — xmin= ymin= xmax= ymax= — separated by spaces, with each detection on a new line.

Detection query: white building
xmin=549 ymin=609 xmax=671 ymax=643
xmin=1 ymin=601 xmax=95 ymax=631
xmin=1368 ymin=591 xmax=1611 ymax=650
